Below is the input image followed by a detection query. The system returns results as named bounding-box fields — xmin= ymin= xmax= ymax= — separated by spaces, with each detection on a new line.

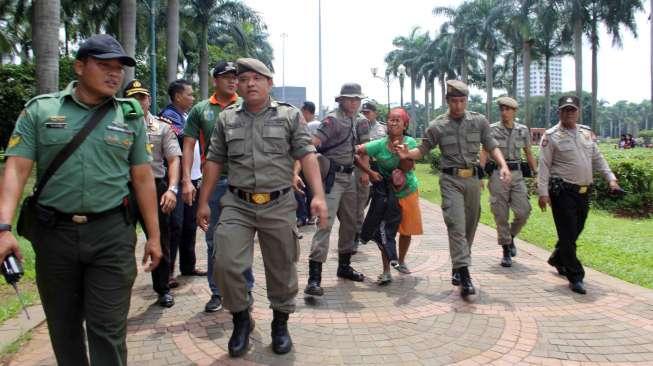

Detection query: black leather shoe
xmin=451 ymin=269 xmax=460 ymax=286
xmin=158 ymin=293 xmax=174 ymax=308
xmin=570 ymin=281 xmax=587 ymax=294
xmin=305 ymin=260 xmax=324 ymax=296
xmin=337 ymin=254 xmax=365 ymax=282
xmin=228 ymin=310 xmax=253 ymax=357
xmin=509 ymin=237 xmax=517 ymax=257
xmin=271 ymin=310 xmax=293 ymax=354
xmin=205 ymin=295 xmax=222 ymax=313
xmin=501 ymin=245 xmax=512 ymax=267
xmin=459 ymin=267 xmax=476 ymax=297
xmin=547 ymin=257 xmax=567 ymax=276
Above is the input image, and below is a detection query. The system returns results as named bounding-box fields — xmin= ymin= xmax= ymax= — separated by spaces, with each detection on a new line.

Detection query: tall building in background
xmin=271 ymin=86 xmax=306 ymax=109
xmin=516 ymin=57 xmax=562 ymax=98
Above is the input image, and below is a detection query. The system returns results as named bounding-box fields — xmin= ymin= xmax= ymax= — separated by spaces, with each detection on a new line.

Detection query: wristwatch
xmin=168 ymin=186 xmax=179 ymax=194
xmin=0 ymin=224 xmax=12 ymax=232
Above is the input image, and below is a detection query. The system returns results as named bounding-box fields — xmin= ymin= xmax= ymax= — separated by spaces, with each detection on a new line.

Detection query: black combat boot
xmin=501 ymin=245 xmax=512 ymax=267
xmin=336 ymin=253 xmax=365 ymax=281
xmin=458 ymin=267 xmax=476 ymax=297
xmin=509 ymin=236 xmax=517 ymax=257
xmin=451 ymin=269 xmax=460 ymax=286
xmin=271 ymin=310 xmax=293 ymax=354
xmin=304 ymin=260 xmax=324 ymax=296
xmin=228 ymin=310 xmax=254 ymax=357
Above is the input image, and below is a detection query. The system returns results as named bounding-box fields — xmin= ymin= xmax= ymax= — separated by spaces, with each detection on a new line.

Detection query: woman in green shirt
xmin=356 ymin=108 xmax=423 ymax=284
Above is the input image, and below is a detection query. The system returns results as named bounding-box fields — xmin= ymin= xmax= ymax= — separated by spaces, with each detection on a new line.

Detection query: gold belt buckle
xmin=458 ymin=169 xmax=473 ymax=178
xmin=578 ymin=186 xmax=588 ymax=194
xmin=251 ymin=193 xmax=271 ymax=204
xmin=72 ymin=215 xmax=88 ymax=224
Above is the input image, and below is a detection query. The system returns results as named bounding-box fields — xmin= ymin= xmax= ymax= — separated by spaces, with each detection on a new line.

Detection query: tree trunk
xmin=511 ymin=49 xmax=518 ymax=97
xmin=545 ymin=54 xmax=551 ymax=127
xmin=425 ymin=78 xmax=430 ymax=134
xmin=120 ymin=0 xmax=137 ymax=85
xmin=461 ymin=53 xmax=468 ymax=83
xmin=522 ymin=40 xmax=532 ymax=127
xmin=430 ymin=77 xmax=435 ymax=111
xmin=199 ymin=26 xmax=209 ymax=99
xmin=591 ymin=25 xmax=598 ymax=131
xmin=440 ymin=77 xmax=446 ymax=108
xmin=410 ymin=70 xmax=416 ymax=108
xmin=574 ymin=17 xmax=583 ymax=123
xmin=485 ymin=48 xmax=494 ymax=121
xmin=34 ymin=0 xmax=60 ymax=94
xmin=166 ymin=0 xmax=180 ymax=84
xmin=64 ymin=21 xmax=69 ymax=57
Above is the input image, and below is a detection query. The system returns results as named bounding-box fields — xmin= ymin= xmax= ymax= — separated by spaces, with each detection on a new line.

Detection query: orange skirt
xmin=398 ymin=190 xmax=423 ymax=236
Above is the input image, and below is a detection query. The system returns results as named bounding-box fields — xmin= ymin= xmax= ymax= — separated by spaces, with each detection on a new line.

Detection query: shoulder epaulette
xmin=24 ymin=92 xmax=60 ymax=107
xmin=434 ymin=113 xmax=448 ymax=121
xmin=578 ymin=124 xmax=592 ymax=131
xmin=275 ymin=101 xmax=295 ymax=108
xmin=116 ymin=98 xmax=144 ymax=120
xmin=224 ymin=103 xmax=239 ymax=111
xmin=544 ymin=125 xmax=558 ymax=135
xmin=468 ymin=111 xmax=482 ymax=116
xmin=157 ymin=115 xmax=173 ymax=125
xmin=490 ymin=121 xmax=501 ymax=127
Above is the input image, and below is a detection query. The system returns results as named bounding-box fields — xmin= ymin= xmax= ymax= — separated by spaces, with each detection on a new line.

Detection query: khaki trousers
xmin=488 ymin=170 xmax=531 ymax=246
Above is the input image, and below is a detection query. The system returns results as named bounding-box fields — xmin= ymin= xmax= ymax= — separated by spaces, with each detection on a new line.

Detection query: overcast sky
xmin=242 ymin=0 xmax=651 ymax=110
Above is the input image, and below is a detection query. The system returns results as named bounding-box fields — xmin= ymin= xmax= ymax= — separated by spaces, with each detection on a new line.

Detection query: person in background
xmin=296 ymin=101 xmax=319 ymax=227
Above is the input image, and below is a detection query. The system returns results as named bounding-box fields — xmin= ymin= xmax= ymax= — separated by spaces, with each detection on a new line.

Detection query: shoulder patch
xmin=578 ymin=124 xmax=592 ymax=131
xmin=540 ymin=134 xmax=549 ymax=147
xmin=117 ymin=98 xmax=144 ymax=120
xmin=157 ymin=115 xmax=173 ymax=125
xmin=25 ymin=92 xmax=60 ymax=108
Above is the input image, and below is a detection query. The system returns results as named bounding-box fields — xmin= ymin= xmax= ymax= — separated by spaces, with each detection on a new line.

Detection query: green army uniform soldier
xmin=398 ymin=80 xmax=511 ymax=297
xmin=0 ymin=34 xmax=161 ymax=365
xmin=197 ymin=58 xmax=327 ymax=357
xmin=304 ymin=83 xmax=371 ymax=297
xmin=124 ymin=79 xmax=181 ymax=307
xmin=480 ymin=97 xmax=536 ymax=267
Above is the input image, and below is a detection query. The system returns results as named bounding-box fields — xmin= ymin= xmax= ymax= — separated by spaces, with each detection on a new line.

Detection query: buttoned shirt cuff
xmin=483 ymin=139 xmax=499 ymax=152
xmin=4 ymin=150 xmax=35 ymax=161
xmin=292 ymin=145 xmax=317 ymax=160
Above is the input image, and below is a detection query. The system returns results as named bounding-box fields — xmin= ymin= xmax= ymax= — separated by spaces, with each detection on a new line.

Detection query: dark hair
xmin=302 ymin=101 xmax=316 ymax=114
xmin=168 ymin=79 xmax=192 ymax=101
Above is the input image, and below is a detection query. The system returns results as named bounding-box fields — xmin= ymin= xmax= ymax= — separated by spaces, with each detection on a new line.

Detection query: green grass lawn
xmin=415 ymin=163 xmax=653 ymax=289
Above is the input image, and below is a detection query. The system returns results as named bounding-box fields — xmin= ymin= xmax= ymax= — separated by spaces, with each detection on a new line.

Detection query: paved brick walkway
xmin=8 ymin=199 xmax=653 ymax=365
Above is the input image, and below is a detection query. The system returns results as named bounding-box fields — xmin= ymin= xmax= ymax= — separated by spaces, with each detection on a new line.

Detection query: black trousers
xmin=549 ymin=188 xmax=590 ymax=283
xmin=136 ymin=178 xmax=172 ymax=295
xmin=169 ymin=178 xmax=199 ymax=275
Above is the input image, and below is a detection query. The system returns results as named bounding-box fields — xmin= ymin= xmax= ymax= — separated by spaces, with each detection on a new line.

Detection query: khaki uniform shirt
xmin=368 ymin=120 xmax=387 ymax=141
xmin=537 ymin=123 xmax=615 ymax=196
xmin=145 ymin=114 xmax=181 ymax=179
xmin=489 ymin=121 xmax=530 ymax=162
xmin=6 ymin=81 xmax=151 ymax=213
xmin=315 ymin=108 xmax=370 ymax=166
xmin=418 ymin=111 xmax=498 ymax=168
xmin=206 ymin=98 xmax=315 ymax=192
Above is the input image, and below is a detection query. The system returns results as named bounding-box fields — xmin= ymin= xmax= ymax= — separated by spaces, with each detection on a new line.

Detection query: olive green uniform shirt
xmin=419 ymin=111 xmax=498 ymax=167
xmin=489 ymin=121 xmax=530 ymax=162
xmin=206 ymin=98 xmax=315 ymax=191
xmin=6 ymin=81 xmax=151 ymax=213
xmin=145 ymin=114 xmax=181 ymax=179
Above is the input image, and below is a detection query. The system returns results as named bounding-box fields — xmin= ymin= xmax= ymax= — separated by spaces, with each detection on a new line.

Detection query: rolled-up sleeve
xmin=418 ymin=125 xmax=437 ymax=156
xmin=480 ymin=119 xmax=499 ymax=152
xmin=206 ymin=112 xmax=227 ymax=163
xmin=290 ymin=110 xmax=316 ymax=159
xmin=5 ymin=108 xmax=37 ymax=160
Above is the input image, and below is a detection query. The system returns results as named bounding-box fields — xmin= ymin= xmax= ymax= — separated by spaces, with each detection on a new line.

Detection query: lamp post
xmin=281 ymin=32 xmax=287 ymax=101
xmin=397 ymin=64 xmax=406 ymax=107
xmin=149 ymin=0 xmax=157 ymax=113
xmin=371 ymin=67 xmax=390 ymax=110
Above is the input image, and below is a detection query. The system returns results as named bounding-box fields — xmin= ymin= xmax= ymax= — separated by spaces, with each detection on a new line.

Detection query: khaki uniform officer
xmin=125 ymin=80 xmax=182 ymax=307
xmin=305 ymin=83 xmax=370 ymax=297
xmin=197 ymin=58 xmax=327 ymax=357
xmin=537 ymin=96 xmax=619 ymax=295
xmin=397 ymin=80 xmax=511 ymax=297
xmin=0 ymin=34 xmax=161 ymax=366
xmin=479 ymin=97 xmax=536 ymax=267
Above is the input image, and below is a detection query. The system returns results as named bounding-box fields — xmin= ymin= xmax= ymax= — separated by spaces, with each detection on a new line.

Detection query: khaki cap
xmin=335 ymin=83 xmax=365 ymax=101
xmin=497 ymin=96 xmax=518 ymax=109
xmin=236 ymin=58 xmax=273 ymax=78
xmin=445 ymin=80 xmax=469 ymax=97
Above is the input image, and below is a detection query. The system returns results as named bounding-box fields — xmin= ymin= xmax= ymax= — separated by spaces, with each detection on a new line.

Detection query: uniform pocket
xmin=225 ymin=128 xmax=245 ymax=156
xmin=466 ymin=131 xmax=481 ymax=152
xmin=262 ymin=126 xmax=288 ymax=154
xmin=104 ymin=129 xmax=134 ymax=161
xmin=439 ymin=135 xmax=457 ymax=154
xmin=291 ymin=226 xmax=301 ymax=262
xmin=39 ymin=127 xmax=76 ymax=146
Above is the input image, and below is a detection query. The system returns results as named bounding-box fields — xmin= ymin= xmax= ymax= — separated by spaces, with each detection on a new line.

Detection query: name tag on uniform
xmin=107 ymin=125 xmax=134 ymax=135
xmin=45 ymin=122 xmax=67 ymax=128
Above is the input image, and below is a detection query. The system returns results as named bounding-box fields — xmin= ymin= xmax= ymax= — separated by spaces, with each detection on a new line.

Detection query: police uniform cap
xmin=445 ymin=80 xmax=469 ymax=97
xmin=212 ymin=61 xmax=237 ymax=77
xmin=361 ymin=102 xmax=377 ymax=112
xmin=236 ymin=58 xmax=273 ymax=79
xmin=497 ymin=96 xmax=518 ymax=109
xmin=124 ymin=79 xmax=149 ymax=97
xmin=558 ymin=95 xmax=580 ymax=110
xmin=335 ymin=83 xmax=365 ymax=101
xmin=76 ymin=34 xmax=136 ymax=67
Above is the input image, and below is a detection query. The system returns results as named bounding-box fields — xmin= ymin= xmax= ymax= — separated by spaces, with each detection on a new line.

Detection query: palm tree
xmin=33 ymin=0 xmax=60 ymax=93
xmin=166 ymin=0 xmax=180 ymax=83
xmin=120 ymin=0 xmax=137 ymax=84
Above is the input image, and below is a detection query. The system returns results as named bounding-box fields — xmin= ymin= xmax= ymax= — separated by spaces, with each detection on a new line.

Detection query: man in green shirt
xmin=181 ymin=61 xmax=255 ymax=313
xmin=0 ymin=34 xmax=161 ymax=365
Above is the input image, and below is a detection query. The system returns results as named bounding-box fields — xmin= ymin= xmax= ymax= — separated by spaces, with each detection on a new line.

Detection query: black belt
xmin=332 ymin=163 xmax=354 ymax=174
xmin=228 ymin=186 xmax=291 ymax=205
xmin=561 ymin=180 xmax=591 ymax=194
xmin=506 ymin=161 xmax=521 ymax=171
xmin=54 ymin=205 xmax=123 ymax=224
xmin=441 ymin=166 xmax=479 ymax=178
